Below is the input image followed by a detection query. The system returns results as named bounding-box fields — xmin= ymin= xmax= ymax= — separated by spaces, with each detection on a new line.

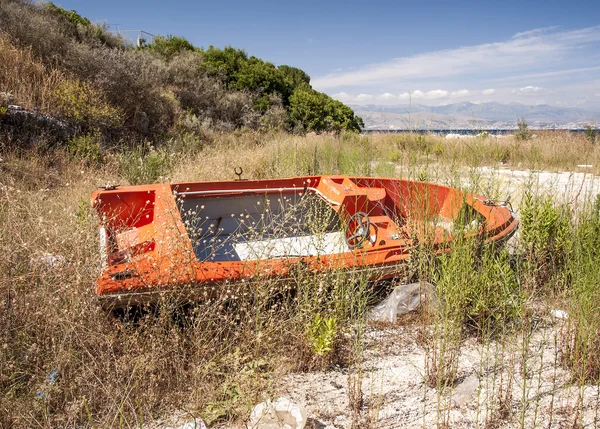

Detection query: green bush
xmin=516 ymin=117 xmax=533 ymax=141
xmin=146 ymin=34 xmax=197 ymax=60
xmin=585 ymin=124 xmax=597 ymax=144
xmin=119 ymin=146 xmax=173 ymax=185
xmin=520 ymin=191 xmax=572 ymax=290
xmin=53 ymin=80 xmax=124 ymax=129
xmin=564 ymin=196 xmax=600 ymax=381
xmin=434 ymin=241 xmax=521 ymax=338
xmin=67 ymin=130 xmax=103 ymax=165
xmin=289 ymin=84 xmax=363 ymax=133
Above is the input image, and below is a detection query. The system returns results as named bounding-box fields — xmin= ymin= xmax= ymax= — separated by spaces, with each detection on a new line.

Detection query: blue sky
xmin=56 ymin=0 xmax=600 ymax=109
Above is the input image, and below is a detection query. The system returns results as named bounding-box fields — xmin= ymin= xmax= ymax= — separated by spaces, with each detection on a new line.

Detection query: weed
xmin=563 ymin=196 xmax=600 ymax=382
xmin=516 ymin=117 xmax=533 ymax=141
xmin=119 ymin=146 xmax=173 ymax=184
xmin=520 ymin=191 xmax=572 ymax=293
xmin=53 ymin=80 xmax=124 ymax=129
xmin=585 ymin=124 xmax=598 ymax=145
xmin=67 ymin=130 xmax=103 ymax=165
xmin=306 ymin=314 xmax=338 ymax=357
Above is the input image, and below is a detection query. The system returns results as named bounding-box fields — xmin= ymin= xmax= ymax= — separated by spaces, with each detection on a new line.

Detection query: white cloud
xmin=512 ymin=26 xmax=559 ymax=39
xmin=425 ymin=89 xmax=449 ymax=99
xmin=312 ymin=26 xmax=600 ymax=90
xmin=377 ymin=93 xmax=396 ymax=100
xmin=331 ymin=92 xmax=351 ymax=102
xmin=451 ymin=89 xmax=469 ymax=97
xmin=356 ymin=93 xmax=374 ymax=101
xmin=409 ymin=89 xmax=448 ymax=99
xmin=399 ymin=92 xmax=410 ymax=99
xmin=482 ymin=88 xmax=495 ymax=95
xmin=514 ymin=85 xmax=543 ymax=93
xmin=490 ymin=65 xmax=600 ymax=84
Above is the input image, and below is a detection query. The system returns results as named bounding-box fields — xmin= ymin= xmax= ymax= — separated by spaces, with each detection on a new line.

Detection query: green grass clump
xmin=67 ymin=130 xmax=103 ymax=165
xmin=563 ymin=196 xmax=600 ymax=382
xmin=435 ymin=241 xmax=521 ymax=339
xmin=119 ymin=146 xmax=173 ymax=185
xmin=520 ymin=191 xmax=573 ymax=294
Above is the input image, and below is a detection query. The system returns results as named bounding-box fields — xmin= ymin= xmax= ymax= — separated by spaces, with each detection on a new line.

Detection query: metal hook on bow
xmin=234 ymin=167 xmax=244 ymax=180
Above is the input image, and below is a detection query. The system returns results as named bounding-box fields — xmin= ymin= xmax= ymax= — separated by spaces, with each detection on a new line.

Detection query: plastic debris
xmin=46 ymin=369 xmax=60 ymax=384
xmin=32 ymin=252 xmax=65 ymax=268
xmin=550 ymin=309 xmax=568 ymax=320
xmin=176 ymin=418 xmax=207 ymax=429
xmin=36 ymin=369 xmax=61 ymax=400
xmin=247 ymin=397 xmax=307 ymax=429
xmin=367 ymin=282 xmax=435 ymax=322
xmin=452 ymin=374 xmax=479 ymax=407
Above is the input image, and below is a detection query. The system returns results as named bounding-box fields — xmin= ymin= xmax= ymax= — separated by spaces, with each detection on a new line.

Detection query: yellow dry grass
xmin=0 ymin=34 xmax=64 ymax=113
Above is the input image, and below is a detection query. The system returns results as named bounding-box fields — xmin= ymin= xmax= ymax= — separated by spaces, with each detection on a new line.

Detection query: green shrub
xmin=520 ymin=191 xmax=572 ymax=291
xmin=289 ymin=84 xmax=363 ymax=133
xmin=516 ymin=117 xmax=533 ymax=141
xmin=67 ymin=130 xmax=103 ymax=165
xmin=53 ymin=80 xmax=124 ymax=129
xmin=434 ymin=240 xmax=521 ymax=338
xmin=564 ymin=196 xmax=600 ymax=381
xmin=45 ymin=2 xmax=90 ymax=27
xmin=119 ymin=146 xmax=173 ymax=185
xmin=146 ymin=34 xmax=197 ymax=60
xmin=585 ymin=124 xmax=597 ymax=144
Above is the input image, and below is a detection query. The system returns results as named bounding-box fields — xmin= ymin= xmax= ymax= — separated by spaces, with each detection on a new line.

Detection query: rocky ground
xmin=154 ymin=168 xmax=600 ymax=429
xmin=277 ymin=316 xmax=598 ymax=429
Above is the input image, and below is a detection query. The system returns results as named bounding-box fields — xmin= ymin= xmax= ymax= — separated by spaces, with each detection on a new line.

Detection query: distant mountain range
xmin=352 ymin=102 xmax=600 ymax=130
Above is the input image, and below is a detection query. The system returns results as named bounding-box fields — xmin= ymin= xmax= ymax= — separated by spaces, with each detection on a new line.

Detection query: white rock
xmin=248 ymin=397 xmax=307 ymax=429
xmin=550 ymin=309 xmax=568 ymax=320
xmin=175 ymin=418 xmax=207 ymax=429
xmin=452 ymin=374 xmax=479 ymax=408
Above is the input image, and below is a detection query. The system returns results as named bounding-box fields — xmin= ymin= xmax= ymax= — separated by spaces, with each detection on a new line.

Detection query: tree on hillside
xmin=146 ymin=35 xmax=197 ymax=60
xmin=279 ymin=65 xmax=310 ymax=87
xmin=46 ymin=2 xmax=91 ymax=27
xmin=201 ymin=46 xmax=249 ymax=85
xmin=289 ymin=84 xmax=363 ymax=133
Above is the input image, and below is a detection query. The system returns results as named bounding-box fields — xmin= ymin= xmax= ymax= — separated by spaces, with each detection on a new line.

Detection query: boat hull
xmin=91 ymin=175 xmax=518 ymax=309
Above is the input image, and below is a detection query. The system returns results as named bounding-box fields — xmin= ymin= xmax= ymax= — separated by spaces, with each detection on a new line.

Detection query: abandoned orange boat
xmin=91 ymin=175 xmax=518 ymax=308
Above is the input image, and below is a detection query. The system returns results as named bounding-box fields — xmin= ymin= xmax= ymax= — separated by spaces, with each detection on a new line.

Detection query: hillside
xmin=354 ymin=102 xmax=600 ymax=130
xmin=0 ymin=0 xmax=363 ymax=148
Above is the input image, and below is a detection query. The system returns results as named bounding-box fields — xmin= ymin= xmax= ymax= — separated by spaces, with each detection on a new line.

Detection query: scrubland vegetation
xmin=3 ymin=1 xmax=600 ymax=428
xmin=3 ymin=130 xmax=600 ymax=427
xmin=0 ymin=0 xmax=362 ymax=139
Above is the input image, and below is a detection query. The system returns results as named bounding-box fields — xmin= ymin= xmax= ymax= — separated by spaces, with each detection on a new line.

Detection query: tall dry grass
xmin=0 ymin=34 xmax=64 ymax=113
xmin=2 ymin=130 xmax=600 ymax=427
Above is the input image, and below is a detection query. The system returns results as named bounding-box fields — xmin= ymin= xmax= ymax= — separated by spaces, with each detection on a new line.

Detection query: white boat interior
xmin=177 ymin=191 xmax=344 ymax=261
